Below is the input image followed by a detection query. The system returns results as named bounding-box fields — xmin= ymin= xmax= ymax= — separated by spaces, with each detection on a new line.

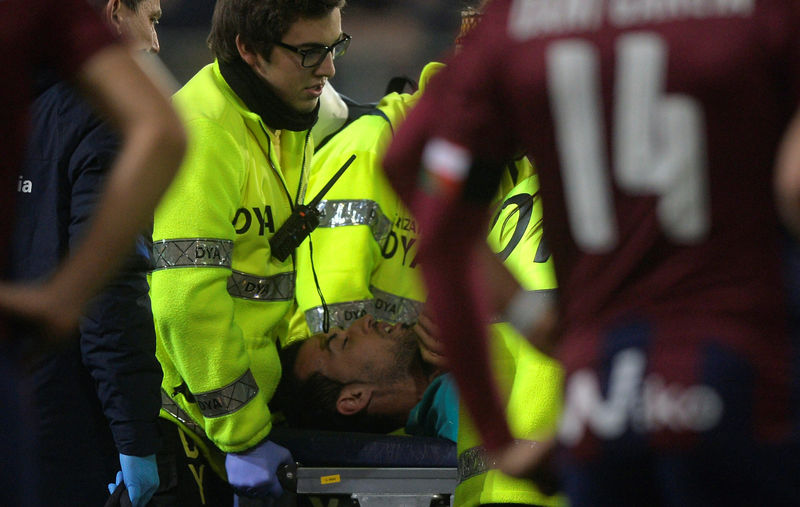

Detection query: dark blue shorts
xmin=556 ymin=317 xmax=800 ymax=506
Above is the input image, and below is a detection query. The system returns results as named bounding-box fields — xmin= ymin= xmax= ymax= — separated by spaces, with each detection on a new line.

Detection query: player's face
xmin=117 ymin=0 xmax=161 ymax=53
xmin=249 ymin=8 xmax=342 ymax=113
xmin=294 ymin=315 xmax=419 ymax=387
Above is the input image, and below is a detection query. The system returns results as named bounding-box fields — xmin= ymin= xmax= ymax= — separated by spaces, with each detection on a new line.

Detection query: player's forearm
xmin=418 ymin=197 xmax=514 ymax=451
xmin=775 ymin=110 xmax=800 ymax=238
xmin=478 ymin=242 xmax=522 ymax=314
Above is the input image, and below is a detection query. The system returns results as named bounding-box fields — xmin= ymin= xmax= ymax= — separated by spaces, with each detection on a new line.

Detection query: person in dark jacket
xmin=8 ymin=1 xmax=166 ymax=506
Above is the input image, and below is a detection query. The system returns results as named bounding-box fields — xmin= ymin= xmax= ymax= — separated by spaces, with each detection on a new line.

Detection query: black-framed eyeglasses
xmin=274 ymin=33 xmax=351 ymax=68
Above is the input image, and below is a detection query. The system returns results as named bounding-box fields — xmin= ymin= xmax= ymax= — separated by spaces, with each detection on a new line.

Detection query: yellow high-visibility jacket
xmin=455 ymin=176 xmax=566 ymax=507
xmin=288 ymin=62 xmax=532 ymax=341
xmin=150 ymin=60 xmax=312 ymax=453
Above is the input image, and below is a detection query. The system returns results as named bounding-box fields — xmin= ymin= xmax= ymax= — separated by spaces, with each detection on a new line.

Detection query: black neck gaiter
xmin=219 ymin=57 xmax=319 ymax=132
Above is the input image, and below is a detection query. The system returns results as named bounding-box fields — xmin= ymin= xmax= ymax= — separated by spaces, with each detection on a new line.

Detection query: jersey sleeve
xmin=43 ymin=0 xmax=117 ymax=79
xmin=382 ymin=0 xmax=520 ymax=452
xmin=788 ymin=0 xmax=800 ymax=104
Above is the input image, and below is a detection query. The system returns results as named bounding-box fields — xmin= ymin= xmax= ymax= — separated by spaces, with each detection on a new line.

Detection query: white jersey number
xmin=547 ymin=33 xmax=709 ymax=253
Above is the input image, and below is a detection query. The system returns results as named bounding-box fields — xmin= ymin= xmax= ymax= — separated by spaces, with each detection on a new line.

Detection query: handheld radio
xmin=269 ymin=154 xmax=357 ymax=261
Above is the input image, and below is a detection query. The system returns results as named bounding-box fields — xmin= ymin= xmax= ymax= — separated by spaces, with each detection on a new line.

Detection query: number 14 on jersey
xmin=548 ymin=33 xmax=708 ymax=253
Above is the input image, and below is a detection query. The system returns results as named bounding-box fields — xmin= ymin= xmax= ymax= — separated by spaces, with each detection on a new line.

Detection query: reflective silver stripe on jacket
xmin=305 ymin=299 xmax=373 ymax=333
xmin=370 ymin=286 xmax=424 ymax=324
xmin=304 ymin=287 xmax=423 ymax=333
xmin=316 ymin=199 xmax=392 ymax=244
xmin=457 ymin=445 xmax=493 ymax=483
xmin=152 ymin=239 xmax=233 ymax=270
xmin=161 ymin=389 xmax=203 ymax=437
xmin=227 ymin=270 xmax=295 ymax=301
xmin=193 ymin=370 xmax=259 ymax=418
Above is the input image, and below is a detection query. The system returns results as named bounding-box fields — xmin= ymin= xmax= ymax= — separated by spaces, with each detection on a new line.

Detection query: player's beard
xmin=372 ymin=327 xmax=423 ymax=386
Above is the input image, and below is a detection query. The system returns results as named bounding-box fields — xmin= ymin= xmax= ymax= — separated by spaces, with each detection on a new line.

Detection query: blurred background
xmin=158 ymin=0 xmax=468 ymax=103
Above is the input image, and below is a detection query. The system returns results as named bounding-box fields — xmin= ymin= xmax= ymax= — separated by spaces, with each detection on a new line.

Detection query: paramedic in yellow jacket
xmin=149 ymin=0 xmax=348 ymax=503
xmin=289 ymin=72 xmax=564 ymax=507
xmin=289 ymin=60 xmax=532 ymax=340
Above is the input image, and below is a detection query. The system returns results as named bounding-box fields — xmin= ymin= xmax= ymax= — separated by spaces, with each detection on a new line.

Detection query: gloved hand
xmin=108 ymin=453 xmax=159 ymax=507
xmin=225 ymin=439 xmax=293 ymax=499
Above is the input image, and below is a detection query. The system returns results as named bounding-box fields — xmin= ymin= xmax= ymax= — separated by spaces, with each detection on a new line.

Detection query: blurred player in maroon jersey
xmin=0 ymin=0 xmax=185 ymax=504
xmin=383 ymin=0 xmax=800 ymax=505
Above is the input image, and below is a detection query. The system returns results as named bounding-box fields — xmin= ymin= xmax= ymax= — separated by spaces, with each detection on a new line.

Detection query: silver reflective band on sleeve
xmin=370 ymin=286 xmax=424 ymax=324
xmin=457 ymin=445 xmax=493 ymax=483
xmin=459 ymin=441 xmax=552 ymax=484
xmin=306 ymin=299 xmax=373 ymax=333
xmin=152 ymin=238 xmax=233 ymax=270
xmin=316 ymin=199 xmax=392 ymax=244
xmin=161 ymin=389 xmax=203 ymax=437
xmin=193 ymin=370 xmax=259 ymax=418
xmin=227 ymin=270 xmax=295 ymax=301
xmin=304 ymin=287 xmax=424 ymax=333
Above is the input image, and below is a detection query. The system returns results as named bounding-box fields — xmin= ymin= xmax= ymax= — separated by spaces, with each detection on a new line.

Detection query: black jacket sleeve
xmin=68 ymin=103 xmax=162 ymax=457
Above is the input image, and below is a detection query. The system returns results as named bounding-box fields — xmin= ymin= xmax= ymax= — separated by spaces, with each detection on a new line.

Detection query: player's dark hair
xmin=273 ymin=340 xmax=401 ymax=434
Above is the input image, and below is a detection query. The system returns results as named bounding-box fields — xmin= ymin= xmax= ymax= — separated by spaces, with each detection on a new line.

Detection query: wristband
xmin=501 ymin=288 xmax=557 ymax=336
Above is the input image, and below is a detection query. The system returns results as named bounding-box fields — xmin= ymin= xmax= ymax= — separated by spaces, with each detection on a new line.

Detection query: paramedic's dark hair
xmin=207 ymin=0 xmax=347 ymax=64
xmin=121 ymin=0 xmax=144 ymax=9
xmin=87 ymin=0 xmax=146 ymax=11
xmin=273 ymin=341 xmax=400 ymax=434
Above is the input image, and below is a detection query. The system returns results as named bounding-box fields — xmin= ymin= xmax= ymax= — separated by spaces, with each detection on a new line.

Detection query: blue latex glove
xmin=108 ymin=453 xmax=159 ymax=507
xmin=225 ymin=439 xmax=293 ymax=499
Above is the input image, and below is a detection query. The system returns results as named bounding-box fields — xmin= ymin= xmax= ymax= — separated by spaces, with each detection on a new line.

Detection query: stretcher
xmin=269 ymin=427 xmax=458 ymax=507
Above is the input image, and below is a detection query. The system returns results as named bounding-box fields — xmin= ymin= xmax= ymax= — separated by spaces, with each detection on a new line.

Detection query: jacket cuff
xmin=111 ymin=419 xmax=162 ymax=456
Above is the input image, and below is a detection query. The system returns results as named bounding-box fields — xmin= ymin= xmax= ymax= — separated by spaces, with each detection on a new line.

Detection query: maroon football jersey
xmin=385 ymin=0 xmax=800 ymax=443
xmin=0 ymin=0 xmax=114 ymax=262
xmin=402 ymin=0 xmax=798 ymax=351
xmin=0 ymin=0 xmax=113 ymax=342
